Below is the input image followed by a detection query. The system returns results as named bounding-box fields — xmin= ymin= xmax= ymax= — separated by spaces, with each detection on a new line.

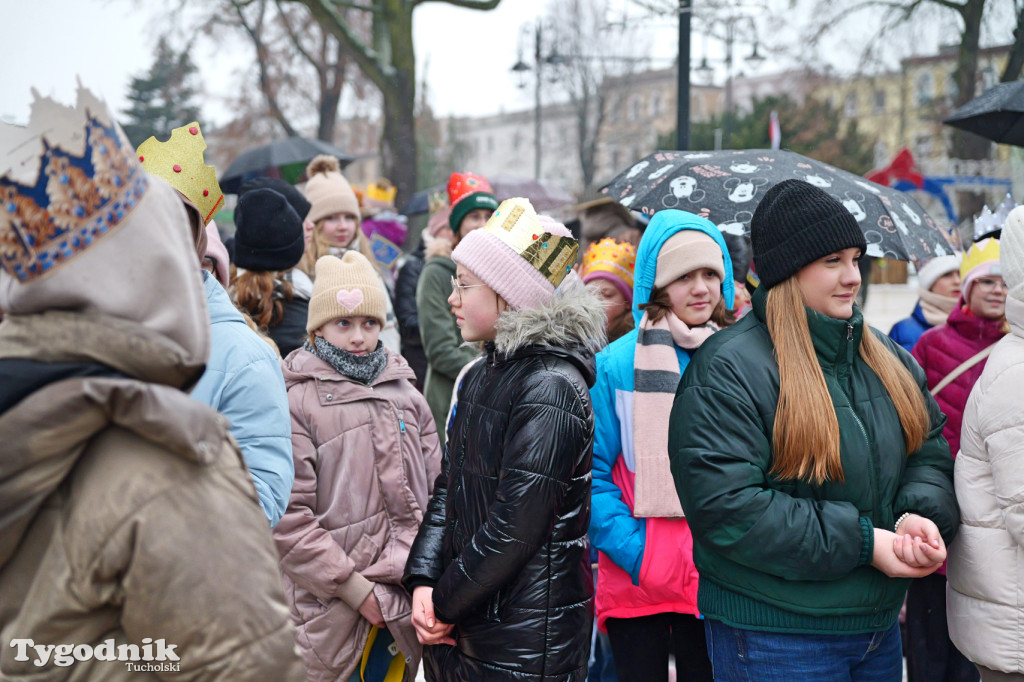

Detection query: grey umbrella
xmin=219 ymin=137 xmax=355 ymax=194
xmin=601 ymin=149 xmax=958 ymax=261
xmin=944 ymin=80 xmax=1024 ymax=146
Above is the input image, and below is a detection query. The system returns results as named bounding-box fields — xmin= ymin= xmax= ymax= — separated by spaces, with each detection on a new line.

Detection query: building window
xmin=608 ymin=95 xmax=620 ymax=123
xmin=512 ymin=132 xmax=521 ymax=151
xmin=844 ymin=93 xmax=858 ymax=117
xmin=914 ymin=133 xmax=934 ymax=158
xmin=651 ymin=92 xmax=663 ymax=118
xmin=873 ymin=89 xmax=885 ymax=114
xmin=611 ymin=148 xmax=621 ymax=171
xmin=486 ymin=136 xmax=494 ymax=153
xmin=916 ymin=72 xmax=934 ymax=107
xmin=630 ymin=95 xmax=643 ymax=122
xmin=946 ymin=73 xmax=959 ymax=101
xmin=981 ymin=65 xmax=998 ymax=93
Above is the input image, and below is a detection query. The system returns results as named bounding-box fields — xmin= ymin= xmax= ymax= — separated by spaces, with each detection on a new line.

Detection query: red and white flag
xmin=769 ymin=110 xmax=781 ymax=150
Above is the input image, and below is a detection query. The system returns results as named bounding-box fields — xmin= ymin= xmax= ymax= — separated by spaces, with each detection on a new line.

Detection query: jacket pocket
xmin=350 ymin=533 xmax=381 ymax=572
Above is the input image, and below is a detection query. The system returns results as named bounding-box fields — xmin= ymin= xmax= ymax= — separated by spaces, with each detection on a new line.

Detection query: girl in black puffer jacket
xmin=403 ymin=198 xmax=606 ymax=682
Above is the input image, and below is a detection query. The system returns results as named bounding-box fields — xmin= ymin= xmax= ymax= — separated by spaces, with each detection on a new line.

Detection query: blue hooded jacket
xmin=888 ymin=302 xmax=931 ymax=352
xmin=191 ymin=271 xmax=294 ymax=526
xmin=588 ymin=210 xmax=733 ymax=583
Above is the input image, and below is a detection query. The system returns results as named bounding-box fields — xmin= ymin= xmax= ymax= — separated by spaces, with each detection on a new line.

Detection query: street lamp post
xmin=677 ymin=0 xmax=692 ymax=151
xmin=511 ymin=22 xmax=565 ymax=181
xmin=696 ymin=14 xmax=764 ymax=149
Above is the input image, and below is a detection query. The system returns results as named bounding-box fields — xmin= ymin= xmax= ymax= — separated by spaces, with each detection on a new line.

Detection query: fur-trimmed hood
xmin=491 ymin=276 xmax=606 ymax=386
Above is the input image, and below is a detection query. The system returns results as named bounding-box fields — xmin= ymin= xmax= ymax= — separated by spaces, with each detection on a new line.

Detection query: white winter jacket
xmin=947 ymin=295 xmax=1024 ymax=675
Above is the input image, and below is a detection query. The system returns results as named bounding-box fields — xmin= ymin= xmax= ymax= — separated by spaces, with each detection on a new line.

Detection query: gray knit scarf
xmin=306 ymin=337 xmax=387 ymax=385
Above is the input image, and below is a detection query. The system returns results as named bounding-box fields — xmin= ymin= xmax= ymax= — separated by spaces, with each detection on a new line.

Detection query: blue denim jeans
xmin=704 ymin=619 xmax=903 ymax=682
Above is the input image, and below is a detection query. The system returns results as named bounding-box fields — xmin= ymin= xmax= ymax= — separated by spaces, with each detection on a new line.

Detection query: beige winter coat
xmin=275 ymin=348 xmax=442 ymax=682
xmin=0 ymin=312 xmax=304 ymax=681
xmin=948 ymin=295 xmax=1024 ymax=675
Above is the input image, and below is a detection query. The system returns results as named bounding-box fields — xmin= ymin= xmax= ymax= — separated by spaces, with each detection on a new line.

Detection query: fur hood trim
xmin=494 ymin=278 xmax=607 ymax=356
xmin=424 ymin=230 xmax=453 ymax=260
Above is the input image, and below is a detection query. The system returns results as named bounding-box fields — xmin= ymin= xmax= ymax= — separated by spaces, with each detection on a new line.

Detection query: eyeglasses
xmin=450 ymin=276 xmax=487 ymax=304
xmin=975 ymin=277 xmax=1007 ymax=292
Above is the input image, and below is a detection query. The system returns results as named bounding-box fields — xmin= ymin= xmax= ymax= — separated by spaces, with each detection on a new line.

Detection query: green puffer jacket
xmin=416 ymin=254 xmax=480 ymax=443
xmin=669 ymin=286 xmax=959 ymax=635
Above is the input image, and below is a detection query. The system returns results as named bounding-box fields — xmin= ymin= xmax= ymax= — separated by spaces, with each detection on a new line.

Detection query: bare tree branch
xmin=411 ymin=0 xmax=501 ymax=8
xmin=275 ymin=0 xmax=323 ymax=69
xmin=231 ymin=0 xmax=301 ymax=136
xmin=1000 ymin=1 xmax=1024 ymax=81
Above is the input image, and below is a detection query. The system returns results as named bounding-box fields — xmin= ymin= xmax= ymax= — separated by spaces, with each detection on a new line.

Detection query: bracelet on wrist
xmin=894 ymin=512 xmax=911 ymax=534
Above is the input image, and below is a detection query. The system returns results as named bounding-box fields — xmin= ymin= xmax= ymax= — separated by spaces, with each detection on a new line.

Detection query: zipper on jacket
xmin=847 ymin=322 xmax=854 ymax=342
xmin=399 ymin=410 xmax=406 ymax=435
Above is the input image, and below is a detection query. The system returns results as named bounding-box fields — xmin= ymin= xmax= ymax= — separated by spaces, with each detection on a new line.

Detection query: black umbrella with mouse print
xmin=601 ymin=149 xmax=959 ymax=261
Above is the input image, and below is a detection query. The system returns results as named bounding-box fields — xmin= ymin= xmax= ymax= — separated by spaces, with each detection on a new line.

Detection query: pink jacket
xmin=911 ymin=304 xmax=1006 ymax=457
xmin=274 ymin=348 xmax=442 ymax=682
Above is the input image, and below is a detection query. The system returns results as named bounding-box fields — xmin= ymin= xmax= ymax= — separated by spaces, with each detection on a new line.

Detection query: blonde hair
xmin=297 ymin=220 xmax=382 ymax=280
xmin=766 ymin=277 xmax=929 ymax=484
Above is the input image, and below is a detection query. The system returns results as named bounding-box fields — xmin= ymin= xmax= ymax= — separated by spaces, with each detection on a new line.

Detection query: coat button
xmin=325 ymin=393 xmax=333 ymax=401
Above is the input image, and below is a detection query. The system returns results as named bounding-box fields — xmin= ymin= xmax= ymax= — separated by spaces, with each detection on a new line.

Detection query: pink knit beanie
xmin=452 ymin=198 xmax=579 ymax=311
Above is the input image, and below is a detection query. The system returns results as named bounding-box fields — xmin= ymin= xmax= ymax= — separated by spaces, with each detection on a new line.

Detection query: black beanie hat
xmin=750 ymin=179 xmax=867 ymax=289
xmin=239 ymin=177 xmax=312 ymax=221
xmin=233 ymin=188 xmax=305 ymax=272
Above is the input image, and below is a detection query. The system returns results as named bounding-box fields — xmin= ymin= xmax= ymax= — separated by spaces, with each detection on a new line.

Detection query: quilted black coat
xmin=404 ymin=284 xmax=604 ymax=682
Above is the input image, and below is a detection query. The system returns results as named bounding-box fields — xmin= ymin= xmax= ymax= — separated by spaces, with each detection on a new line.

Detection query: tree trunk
xmin=950 ymin=0 xmax=990 ymax=224
xmin=380 ymin=0 xmax=417 ymax=206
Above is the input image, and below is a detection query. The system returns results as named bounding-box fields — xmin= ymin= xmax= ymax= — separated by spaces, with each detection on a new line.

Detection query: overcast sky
xmin=0 ymin=0 xmax=997 ymax=129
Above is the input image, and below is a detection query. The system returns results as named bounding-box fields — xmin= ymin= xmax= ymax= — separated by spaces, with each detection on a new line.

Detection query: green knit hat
xmin=447 ymin=172 xmax=499 ymax=233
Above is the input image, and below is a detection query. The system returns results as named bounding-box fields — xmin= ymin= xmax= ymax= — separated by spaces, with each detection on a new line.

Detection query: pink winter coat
xmin=911 ymin=304 xmax=1006 ymax=457
xmin=274 ymin=348 xmax=442 ymax=682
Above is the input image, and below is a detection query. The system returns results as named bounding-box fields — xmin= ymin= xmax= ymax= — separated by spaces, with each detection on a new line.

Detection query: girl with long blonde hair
xmin=300 ymin=155 xmax=401 ymax=352
xmin=668 ymin=179 xmax=960 ymax=681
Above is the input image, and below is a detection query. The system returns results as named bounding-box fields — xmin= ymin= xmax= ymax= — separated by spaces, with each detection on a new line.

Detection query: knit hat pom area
xmin=750 ymin=179 xmax=867 ymax=289
xmin=303 ymin=155 xmax=360 ymax=224
xmin=306 ymin=251 xmax=387 ymax=333
xmin=452 ymin=198 xmax=579 ymax=311
xmin=1003 ymin=206 xmax=1024 ymax=301
xmin=306 ymin=154 xmax=341 ymax=177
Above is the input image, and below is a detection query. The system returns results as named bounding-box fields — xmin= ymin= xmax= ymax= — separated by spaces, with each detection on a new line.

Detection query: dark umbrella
xmin=601 ymin=149 xmax=958 ymax=261
xmin=400 ymin=176 xmax=574 ymax=215
xmin=944 ymin=80 xmax=1024 ymax=146
xmin=219 ymin=137 xmax=355 ymax=194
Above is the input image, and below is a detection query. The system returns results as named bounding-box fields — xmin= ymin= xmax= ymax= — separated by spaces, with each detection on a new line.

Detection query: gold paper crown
xmin=582 ymin=237 xmax=636 ymax=288
xmin=428 ymin=190 xmax=449 ymax=214
xmin=366 ymin=179 xmax=397 ymax=205
xmin=961 ymin=237 xmax=1000 ymax=279
xmin=136 ymin=122 xmax=224 ymax=224
xmin=1 ymin=86 xmax=148 ymax=282
xmin=484 ymin=197 xmax=578 ymax=288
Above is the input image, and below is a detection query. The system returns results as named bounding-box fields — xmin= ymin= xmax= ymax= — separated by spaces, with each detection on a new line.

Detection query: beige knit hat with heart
xmin=306 ymin=252 xmax=387 ymax=332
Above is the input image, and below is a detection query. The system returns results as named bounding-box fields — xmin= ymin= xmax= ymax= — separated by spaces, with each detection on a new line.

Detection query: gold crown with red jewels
xmin=1 ymin=85 xmax=148 ymax=282
xmin=136 ymin=122 xmax=224 ymax=224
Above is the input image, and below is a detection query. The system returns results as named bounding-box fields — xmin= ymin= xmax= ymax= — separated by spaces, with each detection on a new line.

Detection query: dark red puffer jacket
xmin=911 ymin=304 xmax=1006 ymax=456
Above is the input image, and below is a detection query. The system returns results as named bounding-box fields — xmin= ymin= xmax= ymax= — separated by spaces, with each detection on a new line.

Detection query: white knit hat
xmin=916 ymin=254 xmax=962 ymax=292
xmin=1002 ymin=206 xmax=1024 ymax=301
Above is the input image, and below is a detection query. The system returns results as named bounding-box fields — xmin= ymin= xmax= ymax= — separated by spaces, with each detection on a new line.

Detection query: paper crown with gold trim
xmin=136 ymin=122 xmax=224 ymax=224
xmin=366 ymin=179 xmax=397 ymax=205
xmin=961 ymin=237 xmax=1000 ymax=279
xmin=452 ymin=197 xmax=578 ymax=311
xmin=961 ymin=236 xmax=1001 ymax=300
xmin=581 ymin=237 xmax=636 ymax=302
xmin=1 ymin=85 xmax=149 ymax=282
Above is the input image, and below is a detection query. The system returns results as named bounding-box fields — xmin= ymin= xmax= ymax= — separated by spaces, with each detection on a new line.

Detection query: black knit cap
xmin=233 ymin=188 xmax=305 ymax=272
xmin=750 ymin=179 xmax=867 ymax=289
xmin=239 ymin=177 xmax=312 ymax=221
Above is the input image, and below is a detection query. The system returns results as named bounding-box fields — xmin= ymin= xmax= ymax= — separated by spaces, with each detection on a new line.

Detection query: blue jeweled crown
xmin=1 ymin=86 xmax=148 ymax=282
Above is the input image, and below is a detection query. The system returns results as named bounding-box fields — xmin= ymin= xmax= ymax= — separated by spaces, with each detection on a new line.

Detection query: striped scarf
xmin=632 ymin=310 xmax=718 ymax=518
